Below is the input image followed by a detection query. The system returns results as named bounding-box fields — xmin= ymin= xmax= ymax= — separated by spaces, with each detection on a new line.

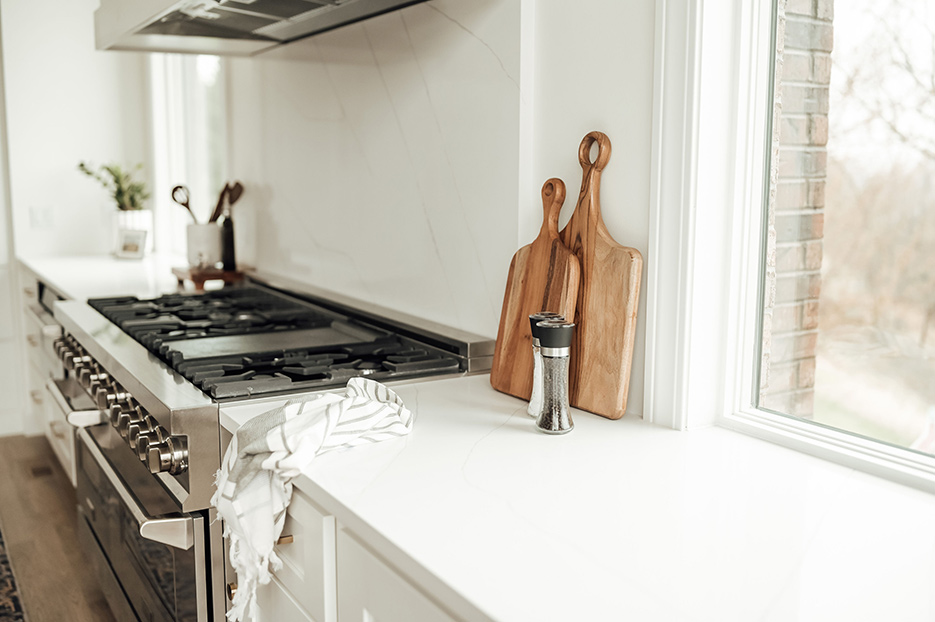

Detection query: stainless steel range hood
xmin=95 ymin=0 xmax=428 ymax=56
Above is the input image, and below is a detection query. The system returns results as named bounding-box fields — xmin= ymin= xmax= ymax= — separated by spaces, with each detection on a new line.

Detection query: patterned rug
xmin=0 ymin=527 xmax=24 ymax=622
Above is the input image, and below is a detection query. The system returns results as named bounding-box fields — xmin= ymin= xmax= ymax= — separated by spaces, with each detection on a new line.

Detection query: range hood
xmin=95 ymin=0 xmax=428 ymax=56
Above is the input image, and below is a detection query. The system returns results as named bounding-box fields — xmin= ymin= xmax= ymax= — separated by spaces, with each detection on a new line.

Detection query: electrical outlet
xmin=29 ymin=205 xmax=54 ymax=230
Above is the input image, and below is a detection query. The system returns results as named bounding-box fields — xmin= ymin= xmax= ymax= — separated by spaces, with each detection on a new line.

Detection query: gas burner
xmin=88 ymin=286 xmax=463 ymax=400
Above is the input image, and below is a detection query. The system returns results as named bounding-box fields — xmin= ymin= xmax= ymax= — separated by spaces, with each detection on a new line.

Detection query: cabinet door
xmin=255 ymin=576 xmax=314 ymax=622
xmin=336 ymin=528 xmax=456 ymax=622
xmin=273 ymin=488 xmax=337 ymax=622
xmin=232 ymin=488 xmax=337 ymax=622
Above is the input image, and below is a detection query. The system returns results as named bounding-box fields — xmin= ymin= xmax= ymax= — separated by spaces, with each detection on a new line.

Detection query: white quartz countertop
xmin=19 ymin=253 xmax=184 ymax=301
xmin=220 ymin=374 xmax=935 ymax=622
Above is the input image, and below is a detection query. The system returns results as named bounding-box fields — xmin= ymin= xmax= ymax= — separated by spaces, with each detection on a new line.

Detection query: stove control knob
xmin=109 ymin=400 xmax=125 ymax=427
xmin=64 ymin=352 xmax=92 ymax=372
xmin=108 ymin=399 xmax=137 ymax=426
xmin=116 ymin=411 xmax=145 ymax=440
xmin=79 ymin=367 xmax=109 ymax=390
xmin=136 ymin=435 xmax=150 ymax=461
xmin=58 ymin=347 xmax=78 ymax=366
xmin=136 ymin=424 xmax=167 ymax=462
xmin=88 ymin=377 xmax=106 ymax=395
xmin=124 ymin=412 xmax=151 ymax=446
xmin=55 ymin=337 xmax=75 ymax=359
xmin=128 ymin=417 xmax=158 ymax=450
xmin=96 ymin=385 xmax=131 ymax=411
xmin=148 ymin=435 xmax=188 ymax=475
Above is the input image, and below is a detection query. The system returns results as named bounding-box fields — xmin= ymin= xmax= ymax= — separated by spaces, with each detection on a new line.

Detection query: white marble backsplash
xmin=228 ymin=0 xmax=520 ymax=338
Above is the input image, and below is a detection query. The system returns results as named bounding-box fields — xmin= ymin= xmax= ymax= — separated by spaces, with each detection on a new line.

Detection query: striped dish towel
xmin=212 ymin=377 xmax=413 ymax=622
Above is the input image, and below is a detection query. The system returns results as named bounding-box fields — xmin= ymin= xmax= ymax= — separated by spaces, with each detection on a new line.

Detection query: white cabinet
xmin=247 ymin=506 xmax=456 ymax=622
xmin=255 ymin=576 xmax=315 ymax=622
xmin=239 ymin=489 xmax=337 ymax=622
xmin=336 ymin=527 xmax=456 ymax=622
xmin=18 ymin=263 xmax=74 ymax=482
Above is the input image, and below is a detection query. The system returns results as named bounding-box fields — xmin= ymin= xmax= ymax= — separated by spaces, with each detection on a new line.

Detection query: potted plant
xmin=78 ymin=161 xmax=152 ymax=256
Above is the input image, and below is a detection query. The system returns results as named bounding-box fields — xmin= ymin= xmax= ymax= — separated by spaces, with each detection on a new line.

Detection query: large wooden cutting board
xmin=490 ymin=178 xmax=580 ymax=400
xmin=561 ymin=132 xmax=642 ymax=419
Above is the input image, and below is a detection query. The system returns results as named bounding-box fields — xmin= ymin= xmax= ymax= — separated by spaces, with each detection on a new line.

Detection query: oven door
xmin=76 ymin=426 xmax=210 ymax=622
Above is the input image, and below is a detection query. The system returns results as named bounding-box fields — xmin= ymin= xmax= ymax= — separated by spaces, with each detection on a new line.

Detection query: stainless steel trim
xmin=78 ymin=428 xmax=194 ymax=550
xmin=55 ymin=301 xmax=216 ymax=412
xmin=67 ymin=410 xmax=108 ymax=428
xmin=209 ymin=509 xmax=227 ymax=622
xmin=541 ymin=347 xmax=571 ymax=358
xmin=193 ymin=513 xmax=208 ymax=622
xmin=248 ymin=271 xmax=496 ymax=360
xmin=77 ymin=507 xmax=140 ymax=622
xmin=56 ymin=300 xmax=221 ymax=511
xmin=45 ymin=378 xmax=107 ymax=428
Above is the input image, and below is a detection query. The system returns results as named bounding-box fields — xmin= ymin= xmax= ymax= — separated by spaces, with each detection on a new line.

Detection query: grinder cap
xmin=528 ymin=312 xmax=563 ymax=340
xmin=536 ymin=319 xmax=575 ymax=349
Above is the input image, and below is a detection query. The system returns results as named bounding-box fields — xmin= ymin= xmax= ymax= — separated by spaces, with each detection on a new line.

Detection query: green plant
xmin=78 ymin=161 xmax=150 ymax=211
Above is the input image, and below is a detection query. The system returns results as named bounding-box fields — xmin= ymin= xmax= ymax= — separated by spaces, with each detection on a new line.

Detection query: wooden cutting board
xmin=561 ymin=132 xmax=642 ymax=419
xmin=490 ymin=178 xmax=580 ymax=400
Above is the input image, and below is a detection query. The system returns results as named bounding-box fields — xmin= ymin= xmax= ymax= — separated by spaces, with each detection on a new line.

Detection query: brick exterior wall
xmin=760 ymin=0 xmax=832 ymax=417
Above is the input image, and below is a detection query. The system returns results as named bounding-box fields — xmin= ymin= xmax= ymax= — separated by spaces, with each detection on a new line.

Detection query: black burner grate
xmin=89 ymin=287 xmax=461 ymax=399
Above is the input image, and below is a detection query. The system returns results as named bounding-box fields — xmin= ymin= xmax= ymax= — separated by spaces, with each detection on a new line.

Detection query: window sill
xmin=721 ymin=407 xmax=935 ymax=494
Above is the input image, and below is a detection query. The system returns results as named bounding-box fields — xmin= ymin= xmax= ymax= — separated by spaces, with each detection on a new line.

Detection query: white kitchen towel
xmin=212 ymin=377 xmax=413 ymax=622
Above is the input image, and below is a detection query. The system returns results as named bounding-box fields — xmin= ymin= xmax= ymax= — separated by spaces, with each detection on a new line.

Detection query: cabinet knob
xmin=226 ymin=583 xmax=237 ymax=601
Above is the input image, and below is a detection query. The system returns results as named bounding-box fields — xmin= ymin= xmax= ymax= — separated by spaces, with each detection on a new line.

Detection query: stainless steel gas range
xmin=52 ymin=276 xmax=493 ymax=622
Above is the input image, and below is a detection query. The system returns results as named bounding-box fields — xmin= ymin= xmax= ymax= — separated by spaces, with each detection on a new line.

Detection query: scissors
xmin=171 ymin=185 xmax=197 ymax=223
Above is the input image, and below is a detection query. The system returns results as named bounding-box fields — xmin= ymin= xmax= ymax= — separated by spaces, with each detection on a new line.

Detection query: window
xmin=647 ymin=0 xmax=935 ymax=491
xmin=757 ymin=0 xmax=935 ymax=458
xmin=148 ymin=54 xmax=228 ymax=256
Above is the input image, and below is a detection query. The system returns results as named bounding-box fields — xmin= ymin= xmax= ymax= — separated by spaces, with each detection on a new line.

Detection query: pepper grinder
xmin=534 ymin=319 xmax=575 ymax=434
xmin=527 ymin=312 xmax=563 ymax=417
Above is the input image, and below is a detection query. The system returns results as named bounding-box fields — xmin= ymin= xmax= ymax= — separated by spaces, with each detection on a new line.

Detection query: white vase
xmin=112 ymin=209 xmax=154 ymax=256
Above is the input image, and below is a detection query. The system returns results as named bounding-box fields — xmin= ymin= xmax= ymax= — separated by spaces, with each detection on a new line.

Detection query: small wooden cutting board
xmin=490 ymin=178 xmax=580 ymax=400
xmin=561 ymin=132 xmax=642 ymax=419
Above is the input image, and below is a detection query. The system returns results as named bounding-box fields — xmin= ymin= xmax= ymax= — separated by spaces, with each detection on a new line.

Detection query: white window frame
xmin=645 ymin=0 xmax=935 ymax=492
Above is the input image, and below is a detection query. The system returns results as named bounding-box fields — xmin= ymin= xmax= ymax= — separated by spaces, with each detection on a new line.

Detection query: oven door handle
xmin=45 ymin=378 xmax=107 ymax=428
xmin=77 ymin=428 xmax=195 ymax=551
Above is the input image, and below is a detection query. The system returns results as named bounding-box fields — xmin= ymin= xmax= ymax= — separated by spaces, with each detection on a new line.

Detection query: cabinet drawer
xmin=255 ymin=576 xmax=314 ymax=622
xmin=274 ymin=488 xmax=336 ymax=622
xmin=43 ymin=378 xmax=78 ymax=487
xmin=336 ymin=528 xmax=455 ymax=622
xmin=27 ymin=364 xmax=49 ymax=424
xmin=23 ymin=304 xmax=62 ymax=380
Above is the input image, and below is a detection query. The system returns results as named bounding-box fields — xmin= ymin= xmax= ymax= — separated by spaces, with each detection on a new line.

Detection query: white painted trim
xmin=517 ymin=0 xmax=536 ymax=249
xmin=723 ymin=408 xmax=935 ymax=494
xmin=720 ymin=0 xmax=775 ymax=417
xmin=646 ymin=0 xmax=761 ymax=430
xmin=645 ymin=0 xmax=702 ymax=429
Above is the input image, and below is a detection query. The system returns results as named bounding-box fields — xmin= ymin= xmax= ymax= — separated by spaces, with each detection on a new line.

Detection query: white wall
xmin=1 ymin=0 xmax=149 ymax=258
xmin=227 ymin=0 xmax=521 ymax=337
xmin=227 ymin=0 xmax=655 ymax=416
xmin=526 ymin=1 xmax=655 ymax=414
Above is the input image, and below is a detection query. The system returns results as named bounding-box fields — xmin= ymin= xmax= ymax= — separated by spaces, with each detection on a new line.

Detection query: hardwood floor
xmin=0 ymin=435 xmax=116 ymax=622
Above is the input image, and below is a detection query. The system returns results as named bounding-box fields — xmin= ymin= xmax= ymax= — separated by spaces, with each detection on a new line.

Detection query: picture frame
xmin=115 ymin=229 xmax=147 ymax=259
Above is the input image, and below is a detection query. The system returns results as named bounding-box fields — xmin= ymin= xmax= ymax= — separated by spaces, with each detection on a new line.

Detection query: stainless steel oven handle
xmin=45 ymin=378 xmax=107 ymax=428
xmin=77 ymin=428 xmax=195 ymax=551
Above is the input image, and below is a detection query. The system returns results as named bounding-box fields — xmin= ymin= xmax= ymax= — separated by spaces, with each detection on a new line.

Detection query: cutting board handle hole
xmin=578 ymin=132 xmax=611 ymax=171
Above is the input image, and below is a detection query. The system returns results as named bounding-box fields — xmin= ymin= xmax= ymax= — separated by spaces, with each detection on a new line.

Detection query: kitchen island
xmin=221 ymin=374 xmax=935 ymax=622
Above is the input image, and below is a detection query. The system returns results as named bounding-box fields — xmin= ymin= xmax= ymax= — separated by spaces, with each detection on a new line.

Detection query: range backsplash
xmin=225 ymin=0 xmax=520 ymax=339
